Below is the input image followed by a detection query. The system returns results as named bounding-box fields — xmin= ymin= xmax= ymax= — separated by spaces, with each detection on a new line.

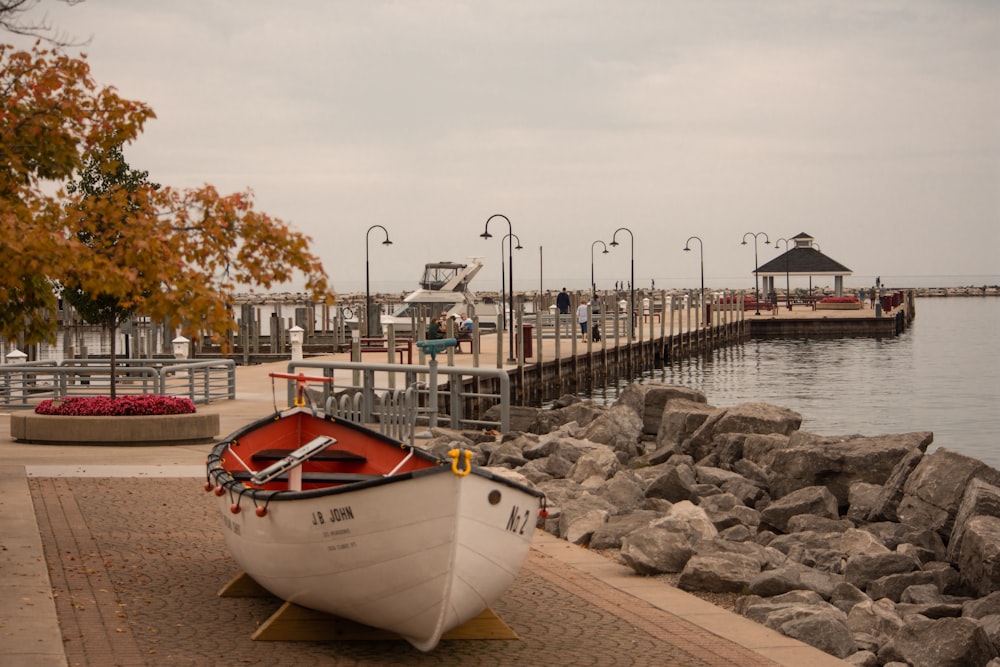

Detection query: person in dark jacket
xmin=556 ymin=288 xmax=571 ymax=315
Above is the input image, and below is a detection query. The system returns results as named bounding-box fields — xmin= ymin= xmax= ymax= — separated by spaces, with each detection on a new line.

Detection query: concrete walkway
xmin=0 ymin=355 xmax=853 ymax=666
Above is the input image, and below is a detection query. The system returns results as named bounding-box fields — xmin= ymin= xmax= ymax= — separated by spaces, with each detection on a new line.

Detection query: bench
xmin=455 ymin=333 xmax=473 ymax=353
xmin=358 ymin=337 xmax=413 ymax=364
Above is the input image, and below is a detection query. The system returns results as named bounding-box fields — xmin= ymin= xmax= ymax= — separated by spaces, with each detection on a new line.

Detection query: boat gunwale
xmin=205 ymin=408 xmax=545 ymax=503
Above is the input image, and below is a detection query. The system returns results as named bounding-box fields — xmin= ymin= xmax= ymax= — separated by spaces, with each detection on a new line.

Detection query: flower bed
xmin=12 ymin=395 xmax=218 ymax=446
xmin=816 ymin=296 xmax=862 ymax=311
xmin=35 ymin=395 xmax=196 ymax=416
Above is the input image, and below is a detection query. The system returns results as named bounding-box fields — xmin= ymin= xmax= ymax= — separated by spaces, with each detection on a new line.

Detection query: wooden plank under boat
xmin=205 ymin=405 xmax=546 ymax=651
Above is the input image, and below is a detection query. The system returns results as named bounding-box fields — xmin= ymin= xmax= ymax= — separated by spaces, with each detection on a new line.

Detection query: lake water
xmin=590 ymin=297 xmax=1000 ymax=469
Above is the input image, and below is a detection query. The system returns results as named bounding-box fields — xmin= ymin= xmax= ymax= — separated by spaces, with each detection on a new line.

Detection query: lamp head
xmin=480 ymin=231 xmax=492 ymax=239
xmin=383 ymin=239 xmax=393 ymax=246
xmin=683 ymin=246 xmax=691 ymax=252
xmin=610 ymin=239 xmax=619 ymax=247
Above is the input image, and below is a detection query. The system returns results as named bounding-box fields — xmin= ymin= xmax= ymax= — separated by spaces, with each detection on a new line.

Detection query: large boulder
xmin=578 ymin=404 xmax=643 ymax=459
xmin=615 ymin=382 xmax=707 ymax=436
xmin=678 ymin=550 xmax=761 ymax=593
xmin=760 ymin=486 xmax=840 ymax=533
xmin=948 ymin=479 xmax=1000 ymax=563
xmin=896 ymin=448 xmax=1000 ymax=540
xmin=763 ymin=432 xmax=929 ymax=506
xmin=868 ymin=447 xmax=925 ymax=522
xmin=953 ymin=515 xmax=1000 ymax=597
xmin=681 ymin=403 xmax=801 ymax=462
xmin=656 ymin=399 xmax=716 ymax=451
xmin=878 ymin=617 xmax=996 ymax=667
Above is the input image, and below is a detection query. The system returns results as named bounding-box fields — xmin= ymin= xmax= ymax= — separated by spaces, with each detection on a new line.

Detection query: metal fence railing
xmin=0 ymin=359 xmax=236 ymax=407
xmin=282 ymin=359 xmax=511 ymax=443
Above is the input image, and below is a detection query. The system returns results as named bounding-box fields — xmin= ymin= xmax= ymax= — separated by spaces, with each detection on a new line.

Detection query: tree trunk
xmin=108 ymin=315 xmax=118 ymax=399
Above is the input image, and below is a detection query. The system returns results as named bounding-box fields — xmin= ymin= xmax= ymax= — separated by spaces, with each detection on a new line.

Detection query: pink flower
xmin=35 ymin=395 xmax=197 ymax=416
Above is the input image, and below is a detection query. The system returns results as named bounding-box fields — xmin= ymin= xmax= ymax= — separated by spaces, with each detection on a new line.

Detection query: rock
xmin=563 ymin=508 xmax=609 ymax=546
xmin=617 ymin=382 xmax=707 ymax=436
xmin=595 ymin=470 xmax=647 ymax=512
xmin=954 ymin=515 xmax=1000 ymax=597
xmin=589 ymin=510 xmax=662 ymax=550
xmin=678 ymin=550 xmax=761 ymax=593
xmin=868 ymin=447 xmax=925 ymax=522
xmin=738 ymin=595 xmax=856 ymax=659
xmin=683 ymin=402 xmax=801 ymax=461
xmin=655 ymin=398 xmax=716 ymax=450
xmin=845 ymin=650 xmax=879 ymax=667
xmin=840 ymin=528 xmax=891 ymax=558
xmin=567 ymin=444 xmax=620 ymax=487
xmin=644 ymin=462 xmax=699 ymax=503
xmin=764 ymin=432 xmax=928 ymax=507
xmin=844 ymin=552 xmax=920 ymax=591
xmin=786 ymin=514 xmax=854 ymax=534
xmin=878 ymin=616 xmax=995 ymax=667
xmin=867 ymin=570 xmax=945 ymax=603
xmin=830 ymin=580 xmax=871 ymax=614
xmin=847 ymin=482 xmax=884 ymax=522
xmin=620 ymin=526 xmax=696 ymax=574
xmin=949 ymin=479 xmax=1000 ymax=563
xmin=846 ymin=598 xmax=905 ymax=651
xmin=579 ymin=404 xmax=643 ymax=459
xmin=896 ymin=448 xmax=1000 ymax=540
xmin=747 ymin=561 xmax=844 ymax=599
xmin=526 ymin=401 xmax=606 ymax=434
xmin=760 ymin=486 xmax=840 ymax=533
xmin=740 ymin=433 xmax=793 ymax=467
xmin=962 ymin=591 xmax=1000 ymax=619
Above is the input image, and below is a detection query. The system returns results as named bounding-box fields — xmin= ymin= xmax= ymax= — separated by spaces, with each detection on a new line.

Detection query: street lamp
xmin=683 ymin=236 xmax=704 ymax=317
xmin=591 ymin=240 xmax=609 ymax=297
xmin=501 ymin=232 xmax=523 ymax=337
xmin=609 ymin=227 xmax=634 ymax=329
xmin=365 ymin=224 xmax=392 ymax=337
xmin=481 ymin=214 xmax=516 ymax=362
xmin=775 ymin=238 xmax=791 ymax=310
xmin=741 ymin=231 xmax=770 ymax=315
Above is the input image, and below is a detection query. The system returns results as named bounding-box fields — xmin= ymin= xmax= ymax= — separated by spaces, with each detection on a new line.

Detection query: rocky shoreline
xmin=423 ymin=383 xmax=1000 ymax=667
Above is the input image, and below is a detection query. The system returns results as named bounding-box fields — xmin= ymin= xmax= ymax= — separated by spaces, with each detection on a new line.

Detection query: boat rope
xmin=448 ymin=448 xmax=472 ymax=477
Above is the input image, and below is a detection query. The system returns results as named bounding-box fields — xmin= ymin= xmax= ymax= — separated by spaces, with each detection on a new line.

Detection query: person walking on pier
xmin=557 ymin=288 xmax=571 ymax=315
xmin=577 ymin=298 xmax=590 ymax=342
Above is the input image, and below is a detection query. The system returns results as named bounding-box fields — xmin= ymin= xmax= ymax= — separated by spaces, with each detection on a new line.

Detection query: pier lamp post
xmin=683 ymin=236 xmax=704 ymax=318
xmin=591 ymin=240 xmax=609 ymax=298
xmin=741 ymin=232 xmax=770 ymax=315
xmin=481 ymin=214 xmax=516 ymax=362
xmin=775 ymin=238 xmax=792 ymax=310
xmin=365 ymin=224 xmax=392 ymax=337
xmin=501 ymin=232 xmax=523 ymax=337
xmin=609 ymin=227 xmax=634 ymax=329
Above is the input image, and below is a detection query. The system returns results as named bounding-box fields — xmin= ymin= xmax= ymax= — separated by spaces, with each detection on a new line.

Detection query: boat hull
xmin=206 ymin=409 xmax=541 ymax=651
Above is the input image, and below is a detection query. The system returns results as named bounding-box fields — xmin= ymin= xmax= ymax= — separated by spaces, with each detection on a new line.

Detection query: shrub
xmin=35 ymin=395 xmax=197 ymax=416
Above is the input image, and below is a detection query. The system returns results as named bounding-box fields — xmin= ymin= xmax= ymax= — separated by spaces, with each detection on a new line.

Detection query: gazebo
xmin=756 ymin=233 xmax=852 ymax=299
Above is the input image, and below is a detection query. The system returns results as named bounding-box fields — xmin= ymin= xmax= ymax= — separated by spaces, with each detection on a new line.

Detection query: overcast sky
xmin=14 ymin=0 xmax=1000 ymax=293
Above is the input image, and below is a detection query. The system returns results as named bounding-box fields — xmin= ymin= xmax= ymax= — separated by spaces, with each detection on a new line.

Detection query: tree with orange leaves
xmin=1 ymin=42 xmax=331 ymax=353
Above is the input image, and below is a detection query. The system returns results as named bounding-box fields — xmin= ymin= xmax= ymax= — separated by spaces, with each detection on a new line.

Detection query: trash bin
xmin=517 ymin=324 xmax=533 ymax=358
xmin=881 ymin=295 xmax=892 ymax=312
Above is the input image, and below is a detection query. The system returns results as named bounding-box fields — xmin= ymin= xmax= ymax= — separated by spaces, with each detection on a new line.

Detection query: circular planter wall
xmin=10 ymin=412 xmax=220 ymax=446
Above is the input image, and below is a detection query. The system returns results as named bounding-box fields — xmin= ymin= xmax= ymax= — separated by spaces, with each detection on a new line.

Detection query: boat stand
xmin=219 ymin=571 xmax=519 ymax=643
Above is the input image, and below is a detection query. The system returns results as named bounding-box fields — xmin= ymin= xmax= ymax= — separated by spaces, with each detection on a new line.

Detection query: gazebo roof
xmin=756 ymin=233 xmax=852 ymax=277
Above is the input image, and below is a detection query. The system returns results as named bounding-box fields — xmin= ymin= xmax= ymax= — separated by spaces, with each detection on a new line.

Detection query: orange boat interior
xmin=222 ymin=411 xmax=440 ymax=492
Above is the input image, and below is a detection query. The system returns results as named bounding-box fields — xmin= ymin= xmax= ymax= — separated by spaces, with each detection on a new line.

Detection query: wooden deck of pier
xmin=296 ymin=291 xmax=914 ymax=406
